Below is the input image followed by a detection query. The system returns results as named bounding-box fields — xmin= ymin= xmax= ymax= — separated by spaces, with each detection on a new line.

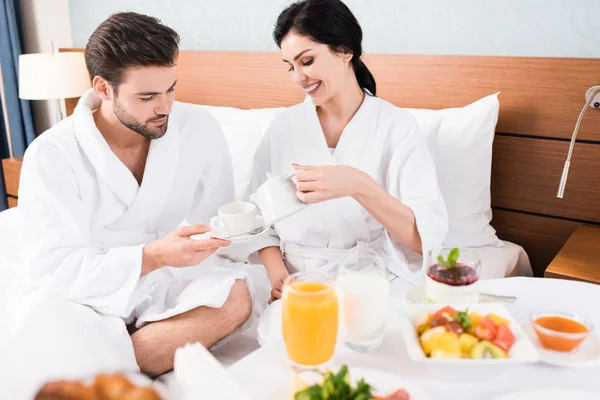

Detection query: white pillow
xmin=437 ymin=93 xmax=502 ymax=247
xmin=401 ymin=94 xmax=501 ymax=248
xmin=199 ymin=105 xmax=286 ymax=201
xmin=404 ymin=108 xmax=443 ymax=161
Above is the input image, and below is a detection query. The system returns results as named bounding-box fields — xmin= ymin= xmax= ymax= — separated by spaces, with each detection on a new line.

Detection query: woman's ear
xmin=333 ymin=46 xmax=354 ymax=63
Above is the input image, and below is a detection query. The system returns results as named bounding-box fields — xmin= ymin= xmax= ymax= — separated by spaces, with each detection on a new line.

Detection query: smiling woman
xmin=274 ymin=0 xmax=376 ymax=105
xmin=245 ymin=0 xmax=449 ymax=312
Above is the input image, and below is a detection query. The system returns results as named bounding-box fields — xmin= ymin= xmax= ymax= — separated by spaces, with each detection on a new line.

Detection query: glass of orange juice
xmin=282 ymin=272 xmax=338 ymax=368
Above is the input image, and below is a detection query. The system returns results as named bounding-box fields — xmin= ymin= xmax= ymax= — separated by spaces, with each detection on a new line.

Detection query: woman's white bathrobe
xmin=246 ymin=95 xmax=449 ymax=344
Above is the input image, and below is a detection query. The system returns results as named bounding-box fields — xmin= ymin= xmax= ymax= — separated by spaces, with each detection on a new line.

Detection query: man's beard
xmin=113 ymin=101 xmax=169 ymax=140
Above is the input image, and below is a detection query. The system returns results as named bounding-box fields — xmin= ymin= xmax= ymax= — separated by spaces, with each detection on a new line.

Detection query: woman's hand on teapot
xmin=293 ymin=164 xmax=372 ymax=203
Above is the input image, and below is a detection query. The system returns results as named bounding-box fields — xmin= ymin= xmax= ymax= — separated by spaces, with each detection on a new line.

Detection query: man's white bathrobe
xmin=6 ymin=90 xmax=253 ymax=395
xmin=248 ymin=94 xmax=448 ymax=285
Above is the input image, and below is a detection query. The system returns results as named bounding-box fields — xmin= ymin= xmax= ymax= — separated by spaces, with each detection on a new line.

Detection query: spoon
xmin=220 ymin=225 xmax=269 ymax=239
xmin=479 ymin=293 xmax=517 ymax=303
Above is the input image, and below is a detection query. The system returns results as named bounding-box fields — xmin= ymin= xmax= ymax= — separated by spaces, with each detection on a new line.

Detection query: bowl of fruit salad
xmin=398 ymin=304 xmax=539 ymax=380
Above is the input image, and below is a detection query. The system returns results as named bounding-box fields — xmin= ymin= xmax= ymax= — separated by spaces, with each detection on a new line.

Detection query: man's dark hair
xmin=85 ymin=12 xmax=180 ymax=91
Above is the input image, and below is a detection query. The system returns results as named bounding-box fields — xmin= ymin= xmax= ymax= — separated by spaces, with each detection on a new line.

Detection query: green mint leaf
xmin=456 ymin=309 xmax=473 ymax=330
xmin=447 ymin=248 xmax=460 ymax=267
xmin=437 ymin=254 xmax=448 ymax=268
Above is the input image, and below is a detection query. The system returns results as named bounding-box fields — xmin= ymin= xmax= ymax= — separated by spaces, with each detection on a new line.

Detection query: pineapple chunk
xmin=434 ymin=332 xmax=461 ymax=354
xmin=458 ymin=333 xmax=479 ymax=354
xmin=420 ymin=326 xmax=446 ymax=356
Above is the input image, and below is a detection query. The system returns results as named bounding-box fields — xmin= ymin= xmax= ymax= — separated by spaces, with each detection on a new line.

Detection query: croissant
xmin=92 ymin=373 xmax=135 ymax=399
xmin=34 ymin=374 xmax=163 ymax=400
xmin=34 ymin=380 xmax=96 ymax=400
xmin=122 ymin=387 xmax=163 ymax=400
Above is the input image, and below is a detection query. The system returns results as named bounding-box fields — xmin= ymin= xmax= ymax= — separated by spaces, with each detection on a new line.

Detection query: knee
xmin=221 ymin=280 xmax=252 ymax=331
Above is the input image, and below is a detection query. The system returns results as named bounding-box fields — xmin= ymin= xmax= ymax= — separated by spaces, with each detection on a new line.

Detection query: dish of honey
xmin=533 ymin=316 xmax=589 ymax=352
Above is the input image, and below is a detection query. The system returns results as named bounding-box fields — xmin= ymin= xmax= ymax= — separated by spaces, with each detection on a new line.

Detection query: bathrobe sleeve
xmin=18 ymin=141 xmax=142 ymax=317
xmin=386 ymin=116 xmax=448 ymax=268
xmin=242 ymin=131 xmax=281 ymax=255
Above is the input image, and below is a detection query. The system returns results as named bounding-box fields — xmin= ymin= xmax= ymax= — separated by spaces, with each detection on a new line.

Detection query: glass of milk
xmin=337 ymin=248 xmax=390 ymax=352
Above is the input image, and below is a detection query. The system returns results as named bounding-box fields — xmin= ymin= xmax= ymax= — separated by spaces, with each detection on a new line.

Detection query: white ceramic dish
xmin=523 ymin=324 xmax=600 ymax=368
xmin=266 ymin=366 xmax=432 ymax=400
xmin=403 ymin=285 xmax=516 ymax=305
xmin=397 ymin=303 xmax=540 ymax=380
xmin=492 ymin=389 xmax=600 ymax=400
xmin=205 ymin=215 xmax=270 ymax=243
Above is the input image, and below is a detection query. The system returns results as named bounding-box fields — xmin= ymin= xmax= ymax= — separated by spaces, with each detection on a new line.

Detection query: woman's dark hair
xmin=85 ymin=12 xmax=180 ymax=92
xmin=273 ymin=0 xmax=376 ymax=96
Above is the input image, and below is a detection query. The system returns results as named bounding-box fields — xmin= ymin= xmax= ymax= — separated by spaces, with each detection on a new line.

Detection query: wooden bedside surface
xmin=2 ymin=156 xmax=23 ymax=207
xmin=545 ymin=225 xmax=600 ymax=285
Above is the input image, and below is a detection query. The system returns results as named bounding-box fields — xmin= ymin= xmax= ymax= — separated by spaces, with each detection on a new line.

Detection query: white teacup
xmin=211 ymin=202 xmax=257 ymax=235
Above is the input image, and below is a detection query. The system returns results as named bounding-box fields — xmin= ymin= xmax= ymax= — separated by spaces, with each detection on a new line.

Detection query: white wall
xmin=20 ymin=0 xmax=73 ymax=134
xmin=68 ymin=0 xmax=600 ymax=57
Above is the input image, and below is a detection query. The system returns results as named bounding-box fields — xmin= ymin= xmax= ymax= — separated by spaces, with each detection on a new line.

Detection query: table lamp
xmin=556 ymin=85 xmax=600 ymax=198
xmin=18 ymin=48 xmax=91 ymax=125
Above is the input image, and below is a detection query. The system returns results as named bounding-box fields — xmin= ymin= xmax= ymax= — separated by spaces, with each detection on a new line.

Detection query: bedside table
xmin=2 ymin=156 xmax=23 ymax=208
xmin=545 ymin=225 xmax=600 ymax=285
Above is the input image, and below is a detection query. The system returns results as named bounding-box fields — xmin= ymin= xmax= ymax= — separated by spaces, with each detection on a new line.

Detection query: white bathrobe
xmin=247 ymin=94 xmax=448 ymax=284
xmin=248 ymin=95 xmax=448 ymax=345
xmin=5 ymin=90 xmax=253 ymax=396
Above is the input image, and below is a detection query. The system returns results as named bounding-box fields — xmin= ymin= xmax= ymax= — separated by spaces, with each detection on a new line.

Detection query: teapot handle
xmin=249 ymin=193 xmax=259 ymax=204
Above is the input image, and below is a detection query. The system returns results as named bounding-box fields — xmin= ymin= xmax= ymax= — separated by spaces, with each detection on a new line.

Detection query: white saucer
xmin=403 ymin=285 xmax=504 ymax=304
xmin=210 ymin=215 xmax=270 ymax=243
xmin=266 ymin=366 xmax=432 ymax=400
xmin=523 ymin=324 xmax=600 ymax=367
xmin=493 ymin=389 xmax=599 ymax=400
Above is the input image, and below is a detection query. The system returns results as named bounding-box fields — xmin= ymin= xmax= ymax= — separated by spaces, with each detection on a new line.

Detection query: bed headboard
xmin=61 ymin=48 xmax=600 ymax=276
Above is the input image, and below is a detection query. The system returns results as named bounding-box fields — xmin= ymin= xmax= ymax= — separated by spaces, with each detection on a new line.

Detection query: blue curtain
xmin=0 ymin=0 xmax=36 ymax=211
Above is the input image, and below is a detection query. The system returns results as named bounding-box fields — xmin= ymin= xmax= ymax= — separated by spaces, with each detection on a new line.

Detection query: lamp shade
xmin=19 ymin=52 xmax=91 ymax=100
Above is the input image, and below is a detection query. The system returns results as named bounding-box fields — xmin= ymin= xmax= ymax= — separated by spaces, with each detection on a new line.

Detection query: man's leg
xmin=131 ymin=280 xmax=252 ymax=376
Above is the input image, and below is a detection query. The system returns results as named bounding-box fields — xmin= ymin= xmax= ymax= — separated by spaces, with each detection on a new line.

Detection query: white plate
xmin=397 ymin=303 xmax=540 ymax=380
xmin=209 ymin=215 xmax=270 ymax=243
xmin=403 ymin=285 xmax=513 ymax=304
xmin=492 ymin=389 xmax=599 ymax=400
xmin=523 ymin=324 xmax=600 ymax=367
xmin=266 ymin=366 xmax=432 ymax=400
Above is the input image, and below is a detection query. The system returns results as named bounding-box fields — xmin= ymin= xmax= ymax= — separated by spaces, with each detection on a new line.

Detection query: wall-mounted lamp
xmin=556 ymin=85 xmax=600 ymax=198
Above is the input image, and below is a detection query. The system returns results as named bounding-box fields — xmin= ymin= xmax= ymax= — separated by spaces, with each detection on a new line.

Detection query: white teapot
xmin=249 ymin=172 xmax=308 ymax=226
